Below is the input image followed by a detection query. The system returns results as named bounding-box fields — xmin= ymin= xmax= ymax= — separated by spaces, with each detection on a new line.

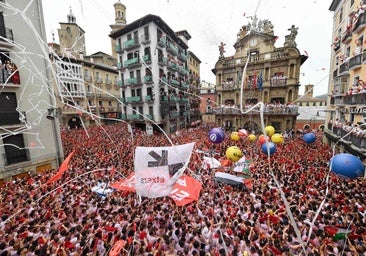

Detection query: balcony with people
xmin=0 ymin=59 xmax=20 ymax=86
xmin=344 ymin=80 xmax=366 ymax=105
xmin=217 ymin=80 xmax=236 ymax=91
xmin=352 ymin=3 xmax=366 ymax=33
xmin=270 ymin=72 xmax=287 ymax=87
xmin=212 ymin=102 xmax=298 ymax=115
xmin=166 ymin=41 xmax=179 ymax=56
xmin=327 ymin=119 xmax=366 ymax=150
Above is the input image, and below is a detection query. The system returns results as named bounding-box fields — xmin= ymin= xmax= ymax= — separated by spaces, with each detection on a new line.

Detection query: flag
xmin=46 ymin=150 xmax=76 ymax=185
xmin=214 ymin=172 xmax=250 ymax=190
xmin=109 ymin=240 xmax=126 ymax=256
xmin=110 ymin=166 xmax=116 ymax=176
xmin=233 ymin=157 xmax=253 ymax=178
xmin=324 ymin=226 xmax=353 ymax=240
xmin=258 ymin=71 xmax=263 ymax=91
xmin=170 ymin=175 xmax=202 ymax=206
xmin=252 ymin=73 xmax=257 ymax=88
xmin=134 ymin=142 xmax=195 ymax=198
xmin=110 ymin=173 xmax=136 ymax=192
xmin=202 ymin=156 xmax=221 ymax=169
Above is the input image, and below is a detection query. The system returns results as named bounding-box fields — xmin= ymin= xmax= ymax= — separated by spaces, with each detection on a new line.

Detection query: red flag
xmin=110 ymin=166 xmax=116 ymax=176
xmin=110 ymin=173 xmax=136 ymax=192
xmin=46 ymin=150 xmax=76 ymax=185
xmin=252 ymin=73 xmax=257 ymax=88
xmin=109 ymin=240 xmax=126 ymax=256
xmin=170 ymin=175 xmax=202 ymax=206
xmin=243 ymin=178 xmax=253 ymax=190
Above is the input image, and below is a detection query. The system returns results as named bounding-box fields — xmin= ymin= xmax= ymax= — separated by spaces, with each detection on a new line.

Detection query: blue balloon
xmin=208 ymin=127 xmax=225 ymax=144
xmin=330 ymin=153 xmax=365 ymax=179
xmin=303 ymin=133 xmax=316 ymax=144
xmin=261 ymin=141 xmax=277 ymax=155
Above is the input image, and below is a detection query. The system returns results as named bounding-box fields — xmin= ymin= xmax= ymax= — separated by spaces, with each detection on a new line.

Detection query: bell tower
xmin=110 ymin=0 xmax=127 ymax=57
xmin=58 ymin=7 xmax=86 ymax=59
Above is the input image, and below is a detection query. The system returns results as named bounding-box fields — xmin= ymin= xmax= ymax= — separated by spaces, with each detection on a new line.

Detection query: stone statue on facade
xmin=284 ymin=25 xmax=298 ymax=47
xmin=262 ymin=20 xmax=274 ymax=35
xmin=219 ymin=42 xmax=226 ymax=58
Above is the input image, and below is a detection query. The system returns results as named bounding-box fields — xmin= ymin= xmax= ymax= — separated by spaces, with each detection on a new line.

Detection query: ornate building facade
xmin=213 ymin=17 xmax=307 ymax=133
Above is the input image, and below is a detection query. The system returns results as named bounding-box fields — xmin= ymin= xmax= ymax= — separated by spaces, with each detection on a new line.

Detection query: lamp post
xmin=310 ymin=117 xmax=316 ymax=131
xmin=47 ymin=108 xmax=63 ymax=167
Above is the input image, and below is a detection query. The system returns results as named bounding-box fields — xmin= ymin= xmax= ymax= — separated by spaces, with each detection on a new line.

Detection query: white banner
xmin=202 ymin=156 xmax=221 ymax=169
xmin=134 ymin=142 xmax=195 ymax=198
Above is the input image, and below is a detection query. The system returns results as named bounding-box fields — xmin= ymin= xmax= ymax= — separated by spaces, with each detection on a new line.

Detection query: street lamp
xmin=310 ymin=117 xmax=316 ymax=131
xmin=46 ymin=107 xmax=62 ymax=120
xmin=46 ymin=107 xmax=63 ymax=167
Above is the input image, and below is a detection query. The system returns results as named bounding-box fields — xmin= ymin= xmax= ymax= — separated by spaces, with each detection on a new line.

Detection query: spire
xmin=113 ymin=0 xmax=126 ymax=25
xmin=67 ymin=7 xmax=76 ymax=24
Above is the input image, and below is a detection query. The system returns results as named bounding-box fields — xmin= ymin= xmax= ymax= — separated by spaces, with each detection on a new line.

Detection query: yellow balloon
xmin=265 ymin=126 xmax=275 ymax=137
xmin=225 ymin=146 xmax=243 ymax=162
xmin=230 ymin=132 xmax=240 ymax=141
xmin=271 ymin=133 xmax=284 ymax=144
xmin=248 ymin=134 xmax=257 ymax=142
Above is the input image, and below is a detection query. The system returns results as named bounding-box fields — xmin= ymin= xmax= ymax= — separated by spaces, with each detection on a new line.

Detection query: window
xmin=337 ymin=28 xmax=342 ymax=38
xmin=3 ymin=134 xmax=29 ymax=165
xmin=146 ymin=87 xmax=152 ymax=94
xmin=144 ymin=26 xmax=149 ymax=40
xmin=354 ymin=76 xmax=360 ymax=85
xmin=339 ymin=7 xmax=343 ymax=23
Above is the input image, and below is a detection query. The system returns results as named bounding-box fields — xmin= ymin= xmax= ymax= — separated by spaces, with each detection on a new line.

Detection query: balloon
xmin=265 ymin=126 xmax=275 ymax=137
xmin=271 ymin=133 xmax=284 ymax=144
xmin=225 ymin=146 xmax=243 ymax=162
xmin=261 ymin=142 xmax=277 ymax=155
xmin=248 ymin=134 xmax=257 ymax=142
xmin=330 ymin=153 xmax=365 ymax=179
xmin=230 ymin=132 xmax=240 ymax=141
xmin=238 ymin=129 xmax=248 ymax=137
xmin=208 ymin=127 xmax=225 ymax=144
xmin=303 ymin=133 xmax=316 ymax=144
xmin=258 ymin=135 xmax=270 ymax=145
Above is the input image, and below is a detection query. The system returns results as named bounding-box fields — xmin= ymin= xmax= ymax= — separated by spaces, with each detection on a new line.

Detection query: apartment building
xmin=0 ymin=0 xmax=63 ymax=180
xmin=110 ymin=14 xmax=192 ymax=134
xmin=326 ymin=0 xmax=366 ymax=158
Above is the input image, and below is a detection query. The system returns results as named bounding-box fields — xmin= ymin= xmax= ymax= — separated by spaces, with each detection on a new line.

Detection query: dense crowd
xmin=0 ymin=123 xmax=365 ymax=256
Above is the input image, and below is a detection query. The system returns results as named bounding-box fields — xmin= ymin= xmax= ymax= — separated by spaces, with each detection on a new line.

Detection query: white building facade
xmin=0 ymin=0 xmax=63 ymax=180
xmin=110 ymin=14 xmax=191 ymax=134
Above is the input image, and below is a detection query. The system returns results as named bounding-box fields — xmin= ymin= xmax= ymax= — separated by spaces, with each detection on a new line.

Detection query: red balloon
xmin=258 ymin=135 xmax=269 ymax=145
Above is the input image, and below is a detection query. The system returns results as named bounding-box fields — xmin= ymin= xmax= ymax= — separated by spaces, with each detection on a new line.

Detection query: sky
xmin=42 ymin=0 xmax=334 ymax=96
